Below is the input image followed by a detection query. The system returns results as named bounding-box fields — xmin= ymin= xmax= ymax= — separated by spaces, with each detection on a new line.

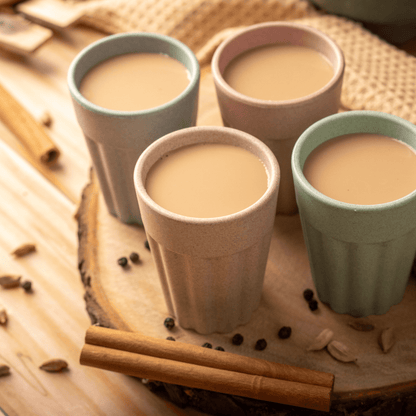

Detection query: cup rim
xmin=211 ymin=21 xmax=345 ymax=108
xmin=67 ymin=32 xmax=200 ymax=117
xmin=292 ymin=110 xmax=416 ymax=212
xmin=134 ymin=126 xmax=280 ymax=225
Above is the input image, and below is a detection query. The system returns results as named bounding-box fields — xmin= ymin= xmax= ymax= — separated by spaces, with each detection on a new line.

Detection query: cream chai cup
xmin=134 ymin=126 xmax=280 ymax=334
xmin=212 ymin=22 xmax=344 ymax=215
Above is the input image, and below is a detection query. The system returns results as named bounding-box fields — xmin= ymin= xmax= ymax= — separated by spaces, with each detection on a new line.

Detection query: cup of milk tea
xmin=134 ymin=126 xmax=280 ymax=334
xmin=292 ymin=110 xmax=416 ymax=317
xmin=211 ymin=22 xmax=344 ymax=215
xmin=68 ymin=32 xmax=200 ymax=224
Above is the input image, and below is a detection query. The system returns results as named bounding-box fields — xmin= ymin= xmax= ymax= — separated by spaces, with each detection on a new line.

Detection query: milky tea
xmin=145 ymin=143 xmax=268 ymax=218
xmin=79 ymin=52 xmax=190 ymax=111
xmin=223 ymin=44 xmax=334 ymax=101
xmin=303 ymin=133 xmax=416 ymax=205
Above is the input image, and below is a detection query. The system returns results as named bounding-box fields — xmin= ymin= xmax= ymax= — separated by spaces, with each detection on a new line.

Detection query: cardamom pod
xmin=11 ymin=243 xmax=36 ymax=257
xmin=327 ymin=340 xmax=357 ymax=363
xmin=0 ymin=308 xmax=8 ymax=325
xmin=0 ymin=364 xmax=10 ymax=377
xmin=348 ymin=319 xmax=375 ymax=332
xmin=379 ymin=327 xmax=395 ymax=353
xmin=39 ymin=111 xmax=52 ymax=127
xmin=0 ymin=275 xmax=21 ymax=289
xmin=39 ymin=358 xmax=68 ymax=372
xmin=307 ymin=328 xmax=334 ymax=351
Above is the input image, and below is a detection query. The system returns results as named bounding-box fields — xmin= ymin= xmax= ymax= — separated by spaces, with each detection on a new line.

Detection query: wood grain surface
xmin=0 ymin=24 xmax=205 ymax=416
xmin=1 ymin=14 xmax=416 ymax=416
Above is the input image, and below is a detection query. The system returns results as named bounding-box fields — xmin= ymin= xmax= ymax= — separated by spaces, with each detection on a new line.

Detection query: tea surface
xmin=223 ymin=44 xmax=333 ymax=101
xmin=80 ymin=52 xmax=189 ymax=111
xmin=303 ymin=133 xmax=416 ymax=205
xmin=146 ymin=143 xmax=268 ymax=218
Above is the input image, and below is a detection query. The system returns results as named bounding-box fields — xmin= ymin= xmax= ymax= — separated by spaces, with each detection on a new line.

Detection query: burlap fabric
xmin=72 ymin=0 xmax=416 ymax=124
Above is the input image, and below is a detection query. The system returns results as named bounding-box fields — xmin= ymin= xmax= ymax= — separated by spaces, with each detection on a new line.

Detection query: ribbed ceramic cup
xmin=68 ymin=32 xmax=200 ymax=224
xmin=292 ymin=111 xmax=416 ymax=317
xmin=134 ymin=126 xmax=280 ymax=334
xmin=211 ymin=22 xmax=344 ymax=215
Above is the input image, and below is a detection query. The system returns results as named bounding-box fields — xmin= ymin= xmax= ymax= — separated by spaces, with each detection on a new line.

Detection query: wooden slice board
xmin=77 ymin=66 xmax=416 ymax=415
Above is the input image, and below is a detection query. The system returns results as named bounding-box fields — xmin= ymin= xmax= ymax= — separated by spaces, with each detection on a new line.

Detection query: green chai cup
xmin=292 ymin=110 xmax=416 ymax=317
xmin=68 ymin=32 xmax=200 ymax=224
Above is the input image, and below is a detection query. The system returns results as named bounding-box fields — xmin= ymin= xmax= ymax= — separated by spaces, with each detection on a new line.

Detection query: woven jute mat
xmin=73 ymin=0 xmax=416 ymax=124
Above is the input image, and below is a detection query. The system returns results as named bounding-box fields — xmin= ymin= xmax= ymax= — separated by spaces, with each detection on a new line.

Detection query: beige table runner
xmin=72 ymin=0 xmax=416 ymax=124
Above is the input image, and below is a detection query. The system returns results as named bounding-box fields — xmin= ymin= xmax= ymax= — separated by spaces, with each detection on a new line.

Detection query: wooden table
xmin=1 ymin=20 xmax=416 ymax=416
xmin=0 ymin=24 xmax=208 ymax=416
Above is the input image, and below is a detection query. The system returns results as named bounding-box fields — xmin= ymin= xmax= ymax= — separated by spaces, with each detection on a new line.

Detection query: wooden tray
xmin=77 ymin=66 xmax=416 ymax=416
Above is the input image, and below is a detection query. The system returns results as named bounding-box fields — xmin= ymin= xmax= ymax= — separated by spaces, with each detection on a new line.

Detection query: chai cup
xmin=292 ymin=110 xmax=416 ymax=317
xmin=211 ymin=22 xmax=344 ymax=215
xmin=68 ymin=32 xmax=200 ymax=224
xmin=134 ymin=126 xmax=280 ymax=334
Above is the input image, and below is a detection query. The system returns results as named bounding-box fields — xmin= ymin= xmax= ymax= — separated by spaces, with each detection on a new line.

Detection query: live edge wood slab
xmin=77 ymin=67 xmax=416 ymax=416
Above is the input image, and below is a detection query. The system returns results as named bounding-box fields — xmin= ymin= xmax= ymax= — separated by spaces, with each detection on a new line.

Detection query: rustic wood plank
xmin=0 ymin=25 xmax=102 ymax=203
xmin=0 ymin=139 xmax=208 ymax=416
xmin=0 ymin=24 xmax=207 ymax=416
xmin=16 ymin=0 xmax=86 ymax=30
xmin=0 ymin=11 xmax=52 ymax=54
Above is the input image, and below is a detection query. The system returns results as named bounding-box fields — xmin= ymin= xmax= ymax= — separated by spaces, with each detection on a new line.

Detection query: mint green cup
xmin=292 ymin=111 xmax=416 ymax=317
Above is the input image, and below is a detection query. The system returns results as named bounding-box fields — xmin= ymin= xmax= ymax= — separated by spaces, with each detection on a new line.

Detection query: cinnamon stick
xmin=0 ymin=81 xmax=60 ymax=166
xmin=85 ymin=325 xmax=334 ymax=388
xmin=81 ymin=343 xmax=332 ymax=412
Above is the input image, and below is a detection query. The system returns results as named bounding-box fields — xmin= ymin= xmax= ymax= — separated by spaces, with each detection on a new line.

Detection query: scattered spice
xmin=129 ymin=252 xmax=140 ymax=263
xmin=327 ymin=340 xmax=357 ymax=363
xmin=215 ymin=346 xmax=225 ymax=351
xmin=348 ymin=319 xmax=375 ymax=332
xmin=303 ymin=288 xmax=314 ymax=301
xmin=255 ymin=339 xmax=267 ymax=351
xmin=307 ymin=328 xmax=334 ymax=351
xmin=303 ymin=288 xmax=319 ymax=311
xmin=39 ymin=110 xmax=53 ymax=127
xmin=39 ymin=358 xmax=68 ymax=372
xmin=10 ymin=243 xmax=36 ymax=257
xmin=184 ymin=389 xmax=194 ymax=398
xmin=73 ymin=206 xmax=80 ymax=221
xmin=21 ymin=280 xmax=33 ymax=293
xmin=145 ymin=240 xmax=150 ymax=251
xmin=379 ymin=327 xmax=395 ymax=353
xmin=278 ymin=326 xmax=292 ymax=339
xmin=231 ymin=333 xmax=244 ymax=346
xmin=117 ymin=257 xmax=128 ymax=267
xmin=0 ymin=364 xmax=10 ymax=377
xmin=166 ymin=336 xmax=176 ymax=341
xmin=164 ymin=317 xmax=175 ymax=330
xmin=0 ymin=308 xmax=8 ymax=325
xmin=308 ymin=299 xmax=318 ymax=311
xmin=0 ymin=275 xmax=21 ymax=289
